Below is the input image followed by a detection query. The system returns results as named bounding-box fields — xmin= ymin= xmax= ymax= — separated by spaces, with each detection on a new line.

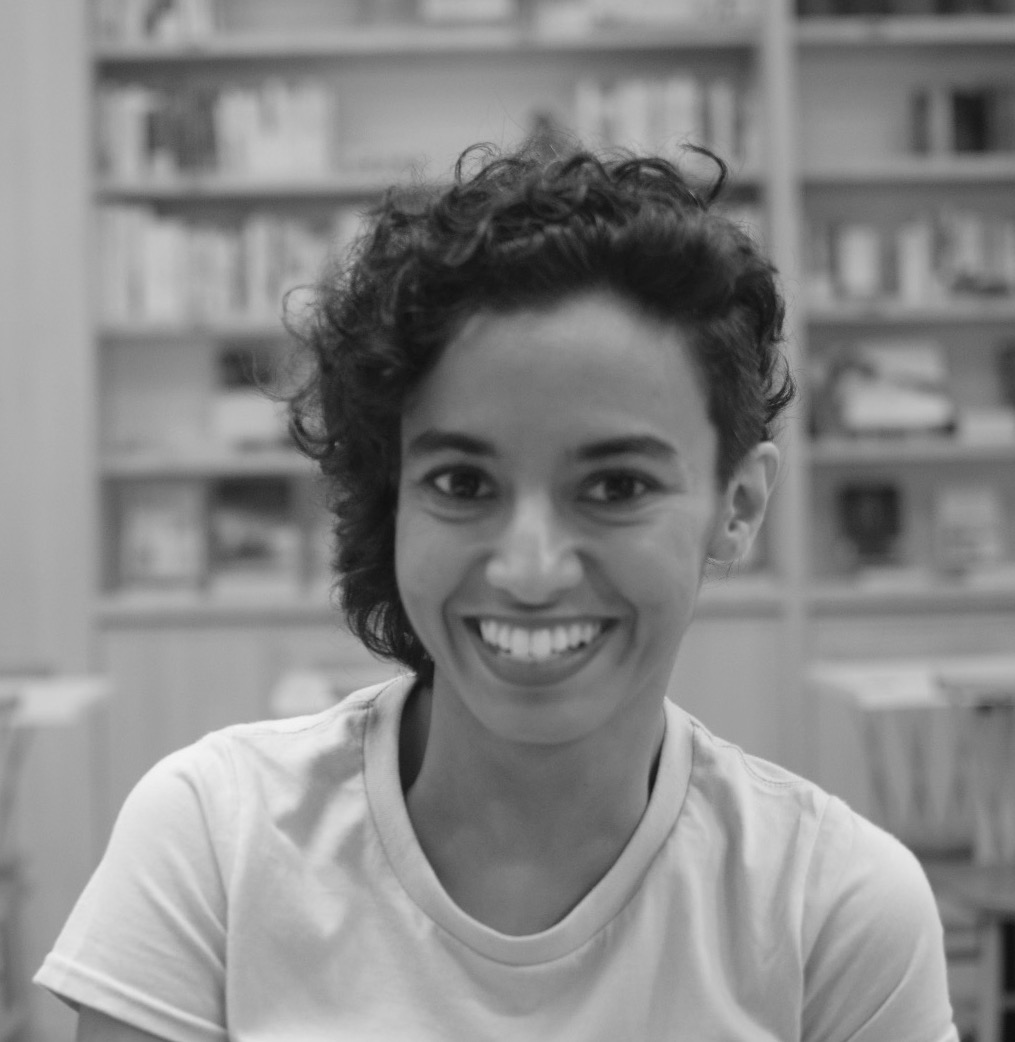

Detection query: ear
xmin=707 ymin=442 xmax=780 ymax=564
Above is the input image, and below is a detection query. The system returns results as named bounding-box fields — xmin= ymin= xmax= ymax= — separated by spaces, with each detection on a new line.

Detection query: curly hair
xmin=286 ymin=143 xmax=795 ymax=680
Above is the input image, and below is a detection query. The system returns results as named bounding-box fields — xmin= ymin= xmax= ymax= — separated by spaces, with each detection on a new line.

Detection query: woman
xmin=37 ymin=146 xmax=958 ymax=1040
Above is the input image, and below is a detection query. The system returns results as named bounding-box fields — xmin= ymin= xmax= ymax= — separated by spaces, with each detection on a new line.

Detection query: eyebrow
xmin=574 ymin=436 xmax=678 ymax=463
xmin=404 ymin=430 xmax=497 ymax=459
xmin=405 ymin=430 xmax=678 ymax=463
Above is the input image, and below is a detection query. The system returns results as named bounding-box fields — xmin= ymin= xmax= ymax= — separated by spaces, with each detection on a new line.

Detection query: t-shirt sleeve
xmin=801 ymin=797 xmax=959 ymax=1042
xmin=33 ymin=737 xmax=233 ymax=1042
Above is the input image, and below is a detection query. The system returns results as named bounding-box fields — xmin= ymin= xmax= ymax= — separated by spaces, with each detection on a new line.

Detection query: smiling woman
xmin=34 ymin=145 xmax=959 ymax=1040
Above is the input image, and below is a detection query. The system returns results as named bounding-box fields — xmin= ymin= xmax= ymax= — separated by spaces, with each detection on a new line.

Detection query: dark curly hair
xmin=286 ymin=143 xmax=795 ymax=681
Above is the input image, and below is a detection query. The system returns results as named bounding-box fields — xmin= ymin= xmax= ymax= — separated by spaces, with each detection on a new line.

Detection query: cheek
xmin=393 ymin=504 xmax=457 ymax=633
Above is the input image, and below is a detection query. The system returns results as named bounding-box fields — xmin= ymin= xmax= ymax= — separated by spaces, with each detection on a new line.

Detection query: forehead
xmin=401 ymin=290 xmax=717 ymax=468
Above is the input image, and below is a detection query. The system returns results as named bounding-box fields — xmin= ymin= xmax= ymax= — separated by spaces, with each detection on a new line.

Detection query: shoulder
xmin=683 ymin=716 xmax=832 ymax=849
xmin=680 ymin=719 xmax=955 ymax=1040
xmin=114 ymin=675 xmax=411 ymax=856
xmin=801 ymin=801 xmax=956 ymax=1040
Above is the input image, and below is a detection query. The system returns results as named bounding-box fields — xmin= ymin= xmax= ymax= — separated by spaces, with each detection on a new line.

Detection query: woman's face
xmin=395 ymin=290 xmax=730 ymax=747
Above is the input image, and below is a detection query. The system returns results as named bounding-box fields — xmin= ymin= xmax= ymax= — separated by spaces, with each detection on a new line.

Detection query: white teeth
xmin=476 ymin=620 xmax=605 ymax=662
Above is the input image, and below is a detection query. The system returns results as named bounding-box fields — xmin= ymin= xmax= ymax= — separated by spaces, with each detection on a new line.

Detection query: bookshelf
xmin=796 ymin=6 xmax=1015 ymax=645
xmin=82 ymin=0 xmax=809 ymax=823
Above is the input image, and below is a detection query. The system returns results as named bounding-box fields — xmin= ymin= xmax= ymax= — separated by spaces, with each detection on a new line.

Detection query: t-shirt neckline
xmin=363 ymin=675 xmax=692 ymax=966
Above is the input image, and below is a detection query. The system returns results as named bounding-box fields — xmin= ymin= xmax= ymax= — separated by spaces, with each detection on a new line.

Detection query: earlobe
xmin=707 ymin=442 xmax=780 ymax=563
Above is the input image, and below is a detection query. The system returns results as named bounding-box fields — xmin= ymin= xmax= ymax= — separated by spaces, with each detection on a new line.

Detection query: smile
xmin=476 ymin=619 xmax=607 ymax=663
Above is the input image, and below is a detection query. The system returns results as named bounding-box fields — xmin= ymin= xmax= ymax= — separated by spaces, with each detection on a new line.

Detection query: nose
xmin=485 ymin=496 xmax=583 ymax=603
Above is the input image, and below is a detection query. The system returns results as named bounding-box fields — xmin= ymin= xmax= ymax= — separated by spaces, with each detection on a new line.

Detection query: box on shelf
xmin=812 ymin=337 xmax=957 ymax=438
xmin=210 ymin=348 xmax=290 ymax=450
xmin=836 ymin=481 xmax=904 ymax=569
xmin=208 ymin=477 xmax=303 ymax=596
xmin=932 ymin=483 xmax=1007 ymax=576
xmin=116 ymin=481 xmax=207 ymax=589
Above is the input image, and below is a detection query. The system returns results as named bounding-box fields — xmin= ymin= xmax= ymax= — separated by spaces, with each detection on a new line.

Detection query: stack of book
xmin=573 ymin=74 xmax=757 ymax=168
xmin=96 ymin=79 xmax=338 ymax=181
xmin=98 ymin=207 xmax=363 ymax=325
xmin=807 ymin=209 xmax=1015 ymax=305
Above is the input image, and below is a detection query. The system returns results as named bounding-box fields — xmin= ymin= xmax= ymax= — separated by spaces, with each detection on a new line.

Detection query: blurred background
xmin=2 ymin=0 xmax=1015 ymax=1039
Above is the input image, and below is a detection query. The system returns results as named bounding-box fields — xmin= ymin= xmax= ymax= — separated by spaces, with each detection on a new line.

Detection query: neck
xmin=401 ymin=679 xmax=666 ymax=932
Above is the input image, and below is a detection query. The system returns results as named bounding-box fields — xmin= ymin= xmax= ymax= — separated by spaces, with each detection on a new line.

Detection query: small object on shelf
xmin=208 ymin=477 xmax=303 ymax=596
xmin=958 ymin=407 xmax=1015 ymax=445
xmin=997 ymin=339 xmax=1015 ymax=408
xmin=932 ymin=482 xmax=1007 ymax=576
xmin=210 ymin=348 xmax=289 ymax=451
xmin=93 ymin=0 xmax=219 ymax=42
xmin=116 ymin=480 xmax=207 ymax=589
xmin=815 ymin=337 xmax=957 ymax=437
xmin=833 ymin=222 xmax=883 ymax=301
xmin=837 ymin=481 xmax=904 ymax=568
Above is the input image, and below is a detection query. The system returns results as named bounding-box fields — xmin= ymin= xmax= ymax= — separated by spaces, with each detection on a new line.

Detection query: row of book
xmin=93 ymin=0 xmax=218 ymax=42
xmin=807 ymin=209 xmax=1015 ymax=305
xmin=115 ymin=478 xmax=329 ymax=596
xmin=96 ymin=80 xmax=338 ymax=181
xmin=910 ymin=84 xmax=1015 ymax=156
xmin=92 ymin=0 xmax=759 ymax=42
xmin=98 ymin=206 xmax=364 ymax=324
xmin=573 ymin=75 xmax=758 ymax=168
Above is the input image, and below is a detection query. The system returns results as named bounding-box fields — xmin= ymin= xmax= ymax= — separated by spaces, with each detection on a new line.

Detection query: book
xmin=99 ymin=206 xmax=342 ymax=324
xmin=117 ymin=481 xmax=206 ymax=588
xmin=932 ymin=483 xmax=1007 ymax=576
xmin=832 ymin=222 xmax=884 ymax=302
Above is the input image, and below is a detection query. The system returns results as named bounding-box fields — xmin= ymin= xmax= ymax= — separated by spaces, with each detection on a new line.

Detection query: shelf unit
xmin=795 ymin=10 xmax=1015 ymax=635
xmin=83 ymin=0 xmax=809 ymax=822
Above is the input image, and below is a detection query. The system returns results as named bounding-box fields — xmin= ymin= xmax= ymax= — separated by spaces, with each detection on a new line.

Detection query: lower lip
xmin=468 ymin=623 xmax=614 ymax=686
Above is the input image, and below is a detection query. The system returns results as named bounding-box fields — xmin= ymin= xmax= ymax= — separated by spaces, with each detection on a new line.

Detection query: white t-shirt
xmin=35 ymin=676 xmax=958 ymax=1041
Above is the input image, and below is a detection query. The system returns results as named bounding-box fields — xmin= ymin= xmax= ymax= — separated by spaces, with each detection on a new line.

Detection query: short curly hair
xmin=286 ymin=144 xmax=794 ymax=680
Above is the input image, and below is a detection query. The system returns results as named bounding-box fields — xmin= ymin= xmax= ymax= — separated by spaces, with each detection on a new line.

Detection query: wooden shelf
xmin=803 ymin=154 xmax=1015 ymax=185
xmin=91 ymin=20 xmax=761 ymax=64
xmin=96 ymin=172 xmax=402 ymax=202
xmin=808 ymin=569 xmax=1015 ymax=612
xmin=101 ymin=447 xmax=311 ymax=478
xmin=96 ymin=574 xmax=785 ymax=624
xmin=807 ymin=436 xmax=1015 ymax=467
xmin=698 ymin=572 xmax=786 ymax=615
xmin=806 ymin=297 xmax=1015 ymax=325
xmin=99 ymin=321 xmax=288 ymax=342
xmin=796 ymin=14 xmax=1015 ymax=48
xmin=96 ymin=587 xmax=335 ymax=624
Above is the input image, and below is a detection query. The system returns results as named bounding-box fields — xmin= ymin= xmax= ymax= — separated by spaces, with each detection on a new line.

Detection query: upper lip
xmin=466 ymin=615 xmax=612 ymax=627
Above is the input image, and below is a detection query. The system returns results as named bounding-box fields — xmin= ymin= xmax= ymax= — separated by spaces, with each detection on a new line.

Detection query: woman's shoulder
xmin=678 ymin=712 xmax=935 ymax=916
xmin=123 ymin=675 xmax=412 ymax=827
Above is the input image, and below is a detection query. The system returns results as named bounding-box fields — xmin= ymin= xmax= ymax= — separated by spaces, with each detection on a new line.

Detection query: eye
xmin=581 ymin=472 xmax=658 ymax=505
xmin=428 ymin=466 xmax=495 ymax=501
